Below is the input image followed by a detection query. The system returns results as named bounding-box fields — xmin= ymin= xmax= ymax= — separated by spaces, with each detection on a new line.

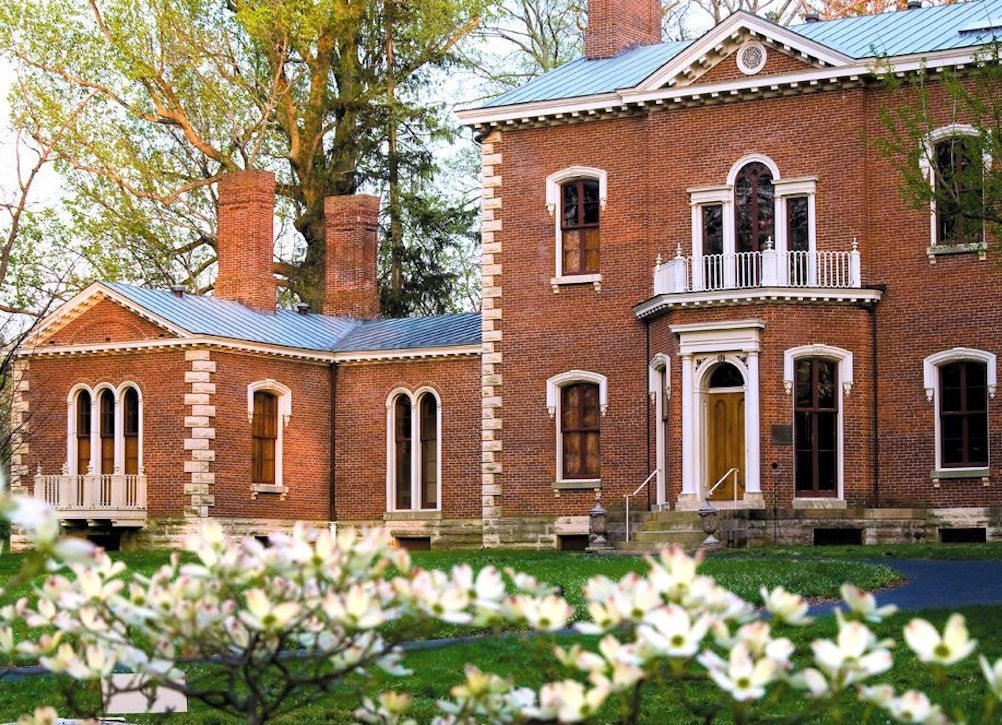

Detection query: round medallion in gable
xmin=737 ymin=41 xmax=767 ymax=75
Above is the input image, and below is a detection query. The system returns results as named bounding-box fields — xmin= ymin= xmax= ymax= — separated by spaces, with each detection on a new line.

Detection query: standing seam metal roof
xmin=103 ymin=282 xmax=481 ymax=353
xmin=481 ymin=0 xmax=1002 ymax=109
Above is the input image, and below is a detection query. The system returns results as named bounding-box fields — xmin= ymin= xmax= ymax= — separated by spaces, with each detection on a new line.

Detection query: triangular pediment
xmin=635 ymin=11 xmax=853 ymax=93
xmin=25 ymin=282 xmax=190 ymax=348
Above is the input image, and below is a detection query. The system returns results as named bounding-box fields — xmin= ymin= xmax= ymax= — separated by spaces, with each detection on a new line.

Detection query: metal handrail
xmin=705 ymin=467 xmax=739 ymax=504
xmin=624 ymin=470 xmax=658 ymax=543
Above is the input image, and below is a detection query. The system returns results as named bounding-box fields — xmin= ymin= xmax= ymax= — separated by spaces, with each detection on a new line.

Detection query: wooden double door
xmin=706 ymin=391 xmax=746 ymax=501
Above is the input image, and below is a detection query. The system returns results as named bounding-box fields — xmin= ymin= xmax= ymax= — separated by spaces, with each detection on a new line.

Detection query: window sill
xmin=927 ymin=242 xmax=987 ymax=263
xmin=384 ymin=510 xmax=442 ymax=521
xmin=251 ymin=483 xmax=288 ymax=500
xmin=930 ymin=467 xmax=990 ymax=480
xmin=552 ymin=479 xmax=601 ymax=491
xmin=551 ymin=274 xmax=602 ymax=293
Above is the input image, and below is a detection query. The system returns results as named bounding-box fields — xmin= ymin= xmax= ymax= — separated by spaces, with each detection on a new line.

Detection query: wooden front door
xmin=707 ymin=392 xmax=745 ymax=501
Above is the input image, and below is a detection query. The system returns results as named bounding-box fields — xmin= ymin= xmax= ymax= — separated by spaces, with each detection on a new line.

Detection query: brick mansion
xmin=10 ymin=0 xmax=1002 ymax=549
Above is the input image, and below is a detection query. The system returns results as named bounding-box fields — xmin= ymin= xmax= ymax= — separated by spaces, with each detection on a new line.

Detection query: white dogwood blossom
xmin=904 ymin=614 xmax=977 ymax=666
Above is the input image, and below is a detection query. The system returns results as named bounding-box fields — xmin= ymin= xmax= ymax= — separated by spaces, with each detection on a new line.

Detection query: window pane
xmin=395 ymin=397 xmax=412 ymax=509
xmin=124 ymin=388 xmax=140 ymax=436
xmin=562 ymin=230 xmax=582 ymax=273
xmin=966 ymin=363 xmax=987 ymax=412
xmin=817 ymin=360 xmax=837 ymax=410
xmin=77 ymin=390 xmax=91 ymax=436
xmin=818 ymin=411 xmax=837 ymax=450
xmin=795 ymin=451 xmax=813 ymax=491
xmin=562 ymin=183 xmax=579 ymax=228
xmin=702 ymin=205 xmax=724 ymax=256
xmin=563 ymin=432 xmax=582 ymax=478
xmin=818 ymin=451 xmax=837 ymax=491
xmin=100 ymin=390 xmax=115 ymax=438
xmin=969 ymin=413 xmax=989 ymax=466
xmin=795 ymin=360 xmax=812 ymax=408
xmin=582 ymin=180 xmax=600 ymax=225
xmin=125 ymin=436 xmax=139 ymax=476
xmin=787 ymin=197 xmax=809 ymax=253
xmin=420 ymin=395 xmax=438 ymax=509
xmin=583 ymin=229 xmax=600 ymax=273
xmin=583 ymin=431 xmax=601 ymax=478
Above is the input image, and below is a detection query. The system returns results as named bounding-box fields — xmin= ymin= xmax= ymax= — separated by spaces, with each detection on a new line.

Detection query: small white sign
xmin=103 ymin=674 xmax=188 ymax=714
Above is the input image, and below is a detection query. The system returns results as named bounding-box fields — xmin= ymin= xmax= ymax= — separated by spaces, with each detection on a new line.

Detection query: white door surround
xmin=672 ymin=320 xmax=765 ymax=510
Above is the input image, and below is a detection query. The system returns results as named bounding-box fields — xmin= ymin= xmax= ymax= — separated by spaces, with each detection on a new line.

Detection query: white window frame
xmin=923 ymin=347 xmax=996 ymax=475
xmin=783 ymin=344 xmax=853 ymax=500
xmin=920 ymin=124 xmax=991 ymax=253
xmin=545 ymin=166 xmax=607 ymax=290
xmin=385 ymin=387 xmax=442 ymax=512
xmin=247 ymin=379 xmax=292 ymax=495
xmin=66 ymin=382 xmax=143 ymax=476
xmin=546 ymin=370 xmax=608 ymax=487
xmin=689 ymin=155 xmax=816 ymax=287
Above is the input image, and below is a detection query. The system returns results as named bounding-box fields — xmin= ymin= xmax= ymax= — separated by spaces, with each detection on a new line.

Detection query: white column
xmin=744 ymin=352 xmax=761 ymax=495
xmin=89 ymin=396 xmax=100 ymax=475
xmin=690 ymin=204 xmax=704 ymax=291
xmin=114 ymin=394 xmax=124 ymax=474
xmin=722 ymin=201 xmax=736 ymax=288
xmin=655 ymin=371 xmax=666 ymax=506
xmin=680 ymin=355 xmax=697 ymax=498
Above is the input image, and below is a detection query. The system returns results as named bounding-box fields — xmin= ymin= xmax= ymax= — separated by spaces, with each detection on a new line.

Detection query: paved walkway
xmin=809 ymin=559 xmax=1002 ymax=616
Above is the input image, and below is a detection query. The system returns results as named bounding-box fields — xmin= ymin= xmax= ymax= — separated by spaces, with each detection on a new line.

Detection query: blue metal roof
xmin=335 ymin=313 xmax=483 ymax=352
xmin=791 ymin=0 xmax=1002 ymax=57
xmin=103 ymin=282 xmax=481 ymax=353
xmin=484 ymin=40 xmax=691 ymax=107
xmin=481 ymin=0 xmax=1002 ymax=109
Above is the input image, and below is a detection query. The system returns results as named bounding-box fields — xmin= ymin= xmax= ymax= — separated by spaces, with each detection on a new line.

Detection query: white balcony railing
xmin=654 ymin=241 xmax=861 ymax=296
xmin=33 ymin=470 xmax=148 ymax=525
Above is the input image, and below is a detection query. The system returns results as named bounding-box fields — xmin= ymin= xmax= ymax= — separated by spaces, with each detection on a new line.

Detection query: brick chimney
xmin=215 ymin=170 xmax=276 ymax=312
xmin=585 ymin=0 xmax=662 ymax=59
xmin=322 ymin=194 xmax=380 ymax=318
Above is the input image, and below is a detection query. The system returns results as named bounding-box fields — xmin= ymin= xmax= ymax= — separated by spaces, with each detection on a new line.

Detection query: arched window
xmin=561 ymin=178 xmax=600 ymax=275
xmin=561 ymin=383 xmax=601 ymax=480
xmin=252 ymin=390 xmax=278 ymax=485
xmin=794 ymin=358 xmax=838 ymax=497
xmin=419 ymin=393 xmax=439 ymax=510
xmin=393 ymin=394 xmax=413 ymax=509
xmin=734 ymin=161 xmax=775 ymax=254
xmin=123 ymin=387 xmax=140 ymax=475
xmin=98 ymin=389 xmax=115 ymax=475
xmin=75 ymin=389 xmax=91 ymax=475
xmin=924 ymin=348 xmax=995 ymax=473
xmin=939 ymin=361 xmax=989 ymax=468
xmin=387 ymin=389 xmax=441 ymax=511
xmin=933 ymin=136 xmax=983 ymax=245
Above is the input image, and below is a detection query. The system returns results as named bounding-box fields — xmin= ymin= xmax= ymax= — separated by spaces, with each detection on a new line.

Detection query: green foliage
xmin=0 ymin=0 xmax=491 ymax=313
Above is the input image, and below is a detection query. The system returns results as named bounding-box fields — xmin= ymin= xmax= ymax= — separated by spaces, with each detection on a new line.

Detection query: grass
xmin=2 ymin=605 xmax=1000 ymax=723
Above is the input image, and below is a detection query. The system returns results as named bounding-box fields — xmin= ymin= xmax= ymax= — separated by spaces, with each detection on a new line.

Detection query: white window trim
xmin=920 ymin=124 xmax=991 ymax=252
xmin=690 ymin=157 xmax=816 ymax=286
xmin=545 ymin=166 xmax=607 ymax=289
xmin=783 ymin=344 xmax=853 ymax=397
xmin=546 ymin=370 xmax=608 ymax=487
xmin=923 ymin=348 xmax=996 ymax=475
xmin=385 ymin=387 xmax=442 ymax=513
xmin=783 ymin=345 xmax=852 ymax=500
xmin=247 ymin=379 xmax=292 ymax=494
xmin=65 ymin=382 xmax=143 ymax=476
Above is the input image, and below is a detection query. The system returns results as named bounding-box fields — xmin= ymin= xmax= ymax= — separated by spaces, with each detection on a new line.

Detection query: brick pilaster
xmin=481 ymin=131 xmax=503 ymax=547
xmin=183 ymin=349 xmax=216 ymax=517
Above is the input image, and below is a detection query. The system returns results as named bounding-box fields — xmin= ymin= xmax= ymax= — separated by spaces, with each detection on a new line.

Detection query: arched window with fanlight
xmin=734 ymin=161 xmax=775 ymax=255
xmin=387 ymin=388 xmax=442 ymax=512
xmin=74 ymin=389 xmax=91 ymax=475
xmin=123 ymin=387 xmax=140 ymax=475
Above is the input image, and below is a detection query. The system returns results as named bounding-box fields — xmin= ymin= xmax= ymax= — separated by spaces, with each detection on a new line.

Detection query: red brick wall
xmin=210 ymin=351 xmax=332 ymax=520
xmin=333 ymin=356 xmax=481 ymax=521
xmin=493 ymin=78 xmax=1002 ymax=516
xmin=694 ymin=47 xmax=816 ymax=86
xmin=40 ymin=298 xmax=168 ymax=346
xmin=24 ymin=350 xmax=188 ymax=517
xmin=584 ymin=0 xmax=660 ymax=59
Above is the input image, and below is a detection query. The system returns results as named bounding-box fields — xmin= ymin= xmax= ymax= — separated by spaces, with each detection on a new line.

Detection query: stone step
xmin=631 ymin=530 xmax=710 ymax=548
